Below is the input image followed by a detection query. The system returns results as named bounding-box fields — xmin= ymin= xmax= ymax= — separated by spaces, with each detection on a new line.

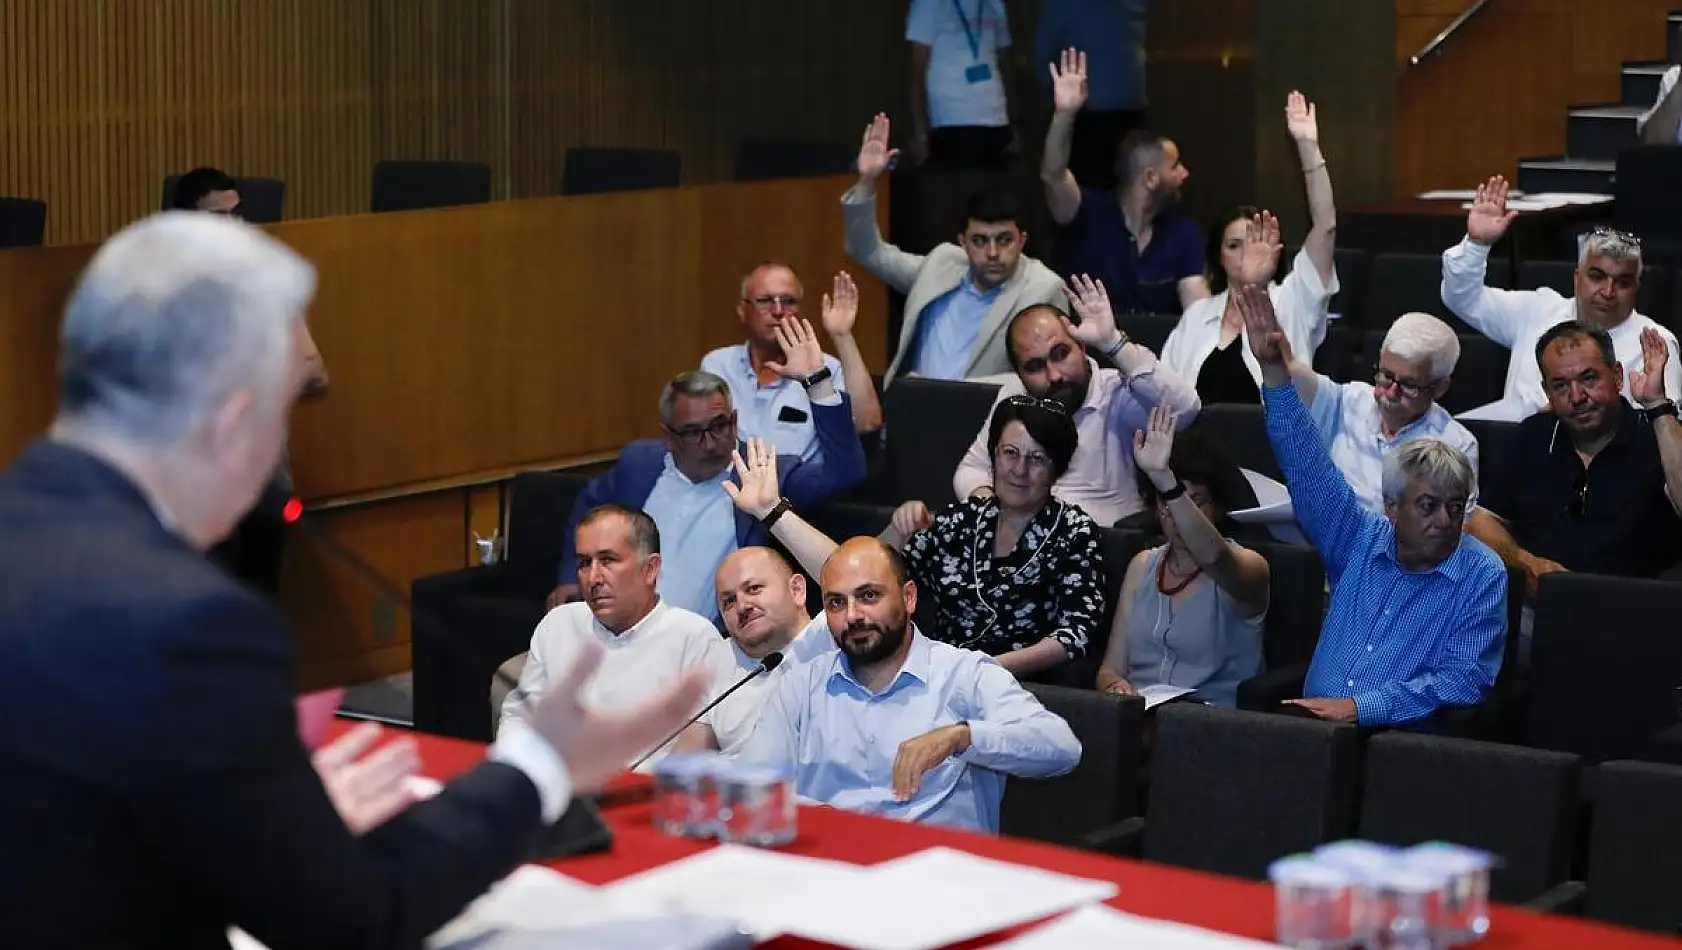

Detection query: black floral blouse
xmin=902 ymin=496 xmax=1105 ymax=659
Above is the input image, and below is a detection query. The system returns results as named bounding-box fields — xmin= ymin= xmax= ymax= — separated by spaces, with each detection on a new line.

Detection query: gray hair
xmin=1380 ymin=438 xmax=1475 ymax=505
xmin=1380 ymin=312 xmax=1461 ymax=382
xmin=1578 ymin=229 xmax=1643 ymax=273
xmin=55 ymin=212 xmax=316 ymax=445
xmin=739 ymin=262 xmax=803 ymax=301
xmin=658 ymin=370 xmax=732 ymax=424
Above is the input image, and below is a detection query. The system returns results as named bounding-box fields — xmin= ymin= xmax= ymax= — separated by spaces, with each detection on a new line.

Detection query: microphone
xmin=627 ymin=651 xmax=785 ymax=772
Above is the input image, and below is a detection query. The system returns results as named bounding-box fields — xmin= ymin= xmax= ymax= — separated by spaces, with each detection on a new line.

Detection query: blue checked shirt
xmin=1263 ymin=383 xmax=1506 ymax=727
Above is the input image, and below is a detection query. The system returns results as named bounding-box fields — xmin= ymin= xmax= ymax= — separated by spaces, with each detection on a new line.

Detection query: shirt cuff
xmin=489 ymin=725 xmax=574 ymax=824
xmin=809 ymin=389 xmax=843 ymax=408
xmin=1350 ymin=690 xmax=1387 ymax=727
xmin=959 ymin=720 xmax=1001 ymax=763
xmin=1452 ymin=237 xmax=1492 ymax=264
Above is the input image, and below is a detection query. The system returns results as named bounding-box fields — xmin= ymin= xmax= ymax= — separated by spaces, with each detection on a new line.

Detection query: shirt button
xmin=1347 ymin=679 xmax=1355 ymax=688
xmin=1366 ymin=644 xmax=1374 ymax=652
xmin=1382 ymin=609 xmax=1392 ymax=617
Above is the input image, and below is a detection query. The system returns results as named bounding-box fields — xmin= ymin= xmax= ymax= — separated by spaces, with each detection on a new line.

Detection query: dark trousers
xmin=209 ymin=509 xmax=288 ymax=598
xmin=928 ymin=125 xmax=1013 ymax=170
xmin=1068 ymin=108 xmax=1147 ymax=193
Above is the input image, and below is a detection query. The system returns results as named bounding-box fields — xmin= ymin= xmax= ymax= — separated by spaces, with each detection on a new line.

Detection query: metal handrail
xmin=1409 ymin=0 xmax=1497 ymax=67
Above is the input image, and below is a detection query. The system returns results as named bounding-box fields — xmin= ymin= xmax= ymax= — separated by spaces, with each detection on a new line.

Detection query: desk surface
xmin=388 ymin=727 xmax=1682 ymax=949
xmin=1345 ymin=199 xmax=1614 ymax=219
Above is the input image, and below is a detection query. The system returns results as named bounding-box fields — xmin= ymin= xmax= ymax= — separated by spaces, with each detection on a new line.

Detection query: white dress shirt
xmin=955 ymin=355 xmax=1201 ymax=525
xmin=498 ymin=599 xmax=733 ymax=770
xmin=701 ymin=615 xmax=835 ymax=755
xmin=1161 ymin=247 xmax=1340 ymax=388
xmin=1307 ymin=376 xmax=1481 ymax=513
xmin=699 ymin=344 xmax=848 ymax=464
xmin=1637 ymin=66 xmax=1681 ymax=143
xmin=1441 ymin=238 xmax=1682 ymax=421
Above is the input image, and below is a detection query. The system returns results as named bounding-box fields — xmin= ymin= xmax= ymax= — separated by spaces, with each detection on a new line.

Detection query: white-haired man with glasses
xmin=1441 ymin=175 xmax=1682 ymax=422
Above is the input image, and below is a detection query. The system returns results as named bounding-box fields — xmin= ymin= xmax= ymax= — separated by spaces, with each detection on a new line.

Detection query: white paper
xmin=1138 ymin=684 xmax=1198 ymax=710
xmin=1458 ymin=197 xmax=1569 ymax=212
xmin=600 ymin=844 xmax=867 ymax=941
xmin=1528 ymin=191 xmax=1612 ymax=205
xmin=408 ymin=775 xmax=445 ymax=799
xmin=428 ymin=865 xmax=617 ymax=946
xmin=992 ymin=904 xmax=1281 ymax=949
xmin=1228 ymin=469 xmax=1307 ymax=545
xmin=1415 ymin=189 xmax=1483 ymax=201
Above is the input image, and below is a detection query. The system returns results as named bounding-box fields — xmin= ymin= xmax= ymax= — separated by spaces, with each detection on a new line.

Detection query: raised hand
xmin=1630 ymin=326 xmax=1673 ymax=408
xmin=1466 ymin=175 xmax=1519 ymax=246
xmin=1061 ymin=274 xmax=1120 ymax=349
xmin=1235 ymin=211 xmax=1283 ymax=288
xmin=857 ymin=113 xmax=899 ymax=182
xmin=1050 ymin=47 xmax=1089 ymax=115
xmin=765 ymin=317 xmax=825 ymax=379
xmin=1235 ymin=284 xmax=1288 ymax=366
xmin=1131 ymin=405 xmax=1178 ymax=484
xmin=312 ymin=722 xmax=420 ymax=835
xmin=821 ymin=271 xmax=860 ymax=339
xmin=1284 ymin=90 xmax=1318 ymax=144
xmin=723 ymin=438 xmax=782 ymax=519
xmin=891 ymin=500 xmax=935 ymax=540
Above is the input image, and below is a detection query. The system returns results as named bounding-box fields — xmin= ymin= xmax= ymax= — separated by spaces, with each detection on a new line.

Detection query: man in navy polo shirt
xmin=1041 ymin=48 xmax=1209 ymax=316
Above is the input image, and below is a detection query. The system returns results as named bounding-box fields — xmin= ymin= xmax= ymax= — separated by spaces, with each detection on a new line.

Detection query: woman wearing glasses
xmin=725 ymin=397 xmax=1105 ymax=680
xmin=1096 ymin=407 xmax=1268 ymax=707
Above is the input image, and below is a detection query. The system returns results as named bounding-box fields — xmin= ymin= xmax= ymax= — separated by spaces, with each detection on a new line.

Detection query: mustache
xmin=845 ymin=622 xmax=882 ymax=635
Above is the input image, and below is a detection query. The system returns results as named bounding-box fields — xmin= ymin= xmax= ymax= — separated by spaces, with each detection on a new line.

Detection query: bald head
xmin=1004 ymin=304 xmax=1090 ymax=410
xmin=822 ymin=537 xmax=909 ymax=589
xmin=821 ymin=537 xmax=914 ymax=666
xmin=715 ymin=546 xmax=807 ymax=658
xmin=1006 ymin=306 xmax=1073 ymax=366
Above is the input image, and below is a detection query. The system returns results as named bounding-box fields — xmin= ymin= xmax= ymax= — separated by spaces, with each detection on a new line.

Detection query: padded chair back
xmin=1528 ymin=572 xmax=1682 ymax=762
xmin=1195 ymin=405 xmax=1278 ymax=482
xmin=733 ymin=137 xmax=855 ymax=182
xmin=1365 ymin=253 xmax=1509 ymax=335
xmin=560 ymin=147 xmax=681 ymax=195
xmin=1585 ymin=759 xmax=1682 ymax=932
xmin=1615 ymin=146 xmax=1682 ymax=243
xmin=160 ymin=175 xmax=285 ymax=224
xmin=0 ymin=197 xmax=46 ymax=247
xmin=1284 ymin=245 xmax=1369 ymax=326
xmin=503 ymin=471 xmax=592 ymax=590
xmin=883 ymin=377 xmax=1002 ymax=509
xmin=1459 ymin=418 xmax=1517 ymax=494
xmin=1358 ymin=732 xmax=1579 ymax=903
xmin=1517 ymin=258 xmax=1671 ymax=326
xmin=1001 ymin=684 xmax=1144 ymax=846
xmin=1146 ymin=704 xmax=1359 ymax=879
xmin=1116 ymin=313 xmax=1180 ymax=357
xmin=372 ymin=160 xmax=493 ymax=212
xmin=1347 ymin=330 xmax=1509 ymax=416
xmin=1313 ymin=324 xmax=1363 ymax=381
xmin=1246 ymin=539 xmax=1325 ymax=669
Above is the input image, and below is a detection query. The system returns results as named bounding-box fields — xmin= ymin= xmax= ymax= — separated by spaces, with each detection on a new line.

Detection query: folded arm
xmin=958 ymin=659 xmax=1082 ymax=778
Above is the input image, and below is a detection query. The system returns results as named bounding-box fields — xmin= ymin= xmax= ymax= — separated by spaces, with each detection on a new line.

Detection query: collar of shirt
xmin=659 ymin=452 xmax=732 ymax=488
xmin=1364 ymin=520 xmax=1470 ymax=582
xmin=1380 ymin=402 xmax=1451 ymax=446
xmin=728 ymin=343 xmax=791 ymax=390
xmin=590 ymin=598 xmax=669 ymax=644
xmin=1546 ymin=399 xmax=1639 ymax=456
xmin=959 ymin=271 xmax=1006 ymax=302
xmin=829 ymin=626 xmax=933 ymax=697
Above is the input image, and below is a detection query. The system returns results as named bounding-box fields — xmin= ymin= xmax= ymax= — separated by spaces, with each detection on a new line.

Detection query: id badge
xmin=964 ymin=62 xmax=992 ymax=84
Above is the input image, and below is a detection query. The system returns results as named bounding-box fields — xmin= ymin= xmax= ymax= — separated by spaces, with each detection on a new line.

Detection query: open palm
xmin=1050 ymin=48 xmax=1088 ymax=115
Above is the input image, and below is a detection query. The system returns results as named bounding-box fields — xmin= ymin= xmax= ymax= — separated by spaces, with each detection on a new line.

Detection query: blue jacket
xmin=557 ymin=394 xmax=866 ymax=585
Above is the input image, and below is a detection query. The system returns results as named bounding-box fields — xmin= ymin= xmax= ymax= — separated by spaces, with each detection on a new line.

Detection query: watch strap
xmin=761 ymin=497 xmax=794 ymax=528
xmin=1644 ymin=401 xmax=1679 ymax=423
xmin=798 ymin=366 xmax=834 ymax=389
xmin=1159 ymin=481 xmax=1187 ymax=502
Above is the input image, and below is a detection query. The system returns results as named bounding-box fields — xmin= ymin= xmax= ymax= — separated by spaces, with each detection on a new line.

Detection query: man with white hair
xmin=0 ymin=212 xmax=709 ymax=946
xmin=1238 ymin=286 xmax=1506 ymax=727
xmin=1441 ymin=175 xmax=1682 ymax=421
xmin=1272 ymin=310 xmax=1479 ymax=513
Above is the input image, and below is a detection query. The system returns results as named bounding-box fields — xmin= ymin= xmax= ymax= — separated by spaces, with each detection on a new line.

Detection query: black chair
xmin=1516 ymin=259 xmax=1671 ymax=328
xmin=371 ymin=160 xmax=493 ymax=212
xmin=1194 ymin=405 xmax=1278 ymax=482
xmin=1000 ymin=684 xmax=1145 ymax=848
xmin=1112 ymin=704 xmax=1360 ymax=879
xmin=1365 ymin=253 xmax=1510 ymax=335
xmin=160 ymin=175 xmax=286 ymax=224
xmin=1313 ymin=324 xmax=1363 ymax=382
xmin=1459 ymin=418 xmax=1518 ymax=496
xmin=1116 ymin=313 xmax=1180 ymax=356
xmin=1583 ymin=760 xmax=1682 ymax=932
xmin=0 ymin=197 xmax=46 ymax=247
xmin=732 ymin=137 xmax=855 ymax=182
xmin=881 ymin=377 xmax=1001 ymax=509
xmin=411 ymin=470 xmax=590 ymax=741
xmin=1528 ymin=573 xmax=1682 ymax=763
xmin=560 ymin=147 xmax=681 ymax=196
xmin=1284 ymin=245 xmax=1369 ymax=327
xmin=1615 ymin=146 xmax=1682 ymax=244
xmin=1346 ymin=330 xmax=1509 ymax=416
xmin=1358 ymin=732 xmax=1580 ymax=903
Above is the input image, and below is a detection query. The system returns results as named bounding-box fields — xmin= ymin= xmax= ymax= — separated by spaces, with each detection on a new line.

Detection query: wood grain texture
xmin=0 ymin=0 xmax=907 ymax=245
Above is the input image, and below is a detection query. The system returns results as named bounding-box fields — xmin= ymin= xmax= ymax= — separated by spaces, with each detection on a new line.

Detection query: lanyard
xmin=950 ymin=0 xmax=985 ymax=61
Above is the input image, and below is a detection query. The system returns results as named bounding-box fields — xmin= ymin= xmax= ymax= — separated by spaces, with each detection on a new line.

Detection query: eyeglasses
xmin=746 ymin=295 xmax=800 ymax=311
xmin=665 ymin=415 xmax=735 ymax=446
xmin=1587 ymin=226 xmax=1643 ymax=249
xmin=1373 ymin=364 xmax=1437 ymax=401
xmin=1004 ymin=393 xmax=1069 ymax=415
xmin=1567 ymin=468 xmax=1590 ymax=522
xmin=995 ymin=444 xmax=1054 ymax=471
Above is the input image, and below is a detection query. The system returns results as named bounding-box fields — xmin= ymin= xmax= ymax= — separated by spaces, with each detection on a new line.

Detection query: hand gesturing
xmin=1050 ymin=48 xmax=1088 ymax=116
xmin=1466 ymin=175 xmax=1518 ymax=246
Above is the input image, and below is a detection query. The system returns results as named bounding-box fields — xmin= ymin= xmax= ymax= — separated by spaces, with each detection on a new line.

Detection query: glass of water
xmin=1373 ymin=865 xmax=1448 ymax=950
xmin=1269 ymin=855 xmax=1362 ymax=950
xmin=716 ymin=764 xmax=797 ymax=847
xmin=651 ymin=752 xmax=726 ymax=838
xmin=1314 ymin=840 xmax=1401 ymax=947
xmin=1405 ymin=843 xmax=1494 ymax=945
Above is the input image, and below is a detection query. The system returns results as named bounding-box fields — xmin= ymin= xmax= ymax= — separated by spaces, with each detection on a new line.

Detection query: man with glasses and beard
xmin=735 ymin=536 xmax=1080 ymax=834
xmin=1442 ymin=176 xmax=1682 ymax=421
xmin=1468 ymin=323 xmax=1682 ymax=655
xmin=954 ymin=275 xmax=1199 ymax=526
xmin=548 ymin=362 xmax=865 ymax=622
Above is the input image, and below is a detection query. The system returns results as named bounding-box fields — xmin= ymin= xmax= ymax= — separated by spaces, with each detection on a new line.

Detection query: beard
xmin=835 ymin=616 xmax=909 ymax=666
xmin=1040 ymin=370 xmax=1089 ymax=414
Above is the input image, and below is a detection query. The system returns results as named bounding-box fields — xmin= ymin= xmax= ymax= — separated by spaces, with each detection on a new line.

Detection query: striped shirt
xmin=1262 ymin=383 xmax=1507 ymax=727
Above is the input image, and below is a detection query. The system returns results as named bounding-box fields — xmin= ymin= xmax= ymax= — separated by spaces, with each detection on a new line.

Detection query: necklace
xmin=1157 ymin=551 xmax=1203 ymax=597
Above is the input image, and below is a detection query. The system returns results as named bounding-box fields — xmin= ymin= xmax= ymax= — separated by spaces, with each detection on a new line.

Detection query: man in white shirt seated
xmin=674 ymin=547 xmax=834 ymax=755
xmin=495 ymin=504 xmax=732 ymax=770
xmin=1441 ymin=175 xmax=1682 ymax=421
xmin=1272 ymin=311 xmax=1479 ymax=513
xmin=700 ymin=265 xmax=882 ymax=464
xmin=736 ymin=536 xmax=1081 ymax=835
xmin=1639 ymin=63 xmax=1682 ymax=145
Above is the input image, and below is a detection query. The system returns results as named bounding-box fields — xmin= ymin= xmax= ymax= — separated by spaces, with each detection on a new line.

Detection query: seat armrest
xmin=1085 ymin=815 xmax=1145 ymax=857
xmin=1236 ymin=662 xmax=1311 ymax=713
xmin=1523 ymin=880 xmax=1586 ymax=915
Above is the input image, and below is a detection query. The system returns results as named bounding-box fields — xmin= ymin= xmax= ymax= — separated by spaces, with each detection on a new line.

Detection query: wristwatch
xmin=1642 ymin=401 xmax=1679 ymax=424
xmin=1102 ymin=332 xmax=1130 ymax=361
xmin=794 ymin=367 xmax=833 ymax=389
xmin=1159 ymin=481 xmax=1187 ymax=502
xmin=760 ymin=497 xmax=794 ymax=528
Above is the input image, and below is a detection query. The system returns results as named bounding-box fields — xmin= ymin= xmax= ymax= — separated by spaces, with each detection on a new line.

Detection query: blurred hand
xmin=1235 ymin=211 xmax=1283 ymax=287
xmin=1235 ymin=284 xmax=1288 ymax=366
xmin=891 ymin=500 xmax=935 ymax=539
xmin=1630 ymin=327 xmax=1672 ymax=409
xmin=1050 ymin=47 xmax=1089 ymax=115
xmin=312 ymin=722 xmax=420 ymax=835
xmin=1284 ymin=697 xmax=1358 ymax=722
xmin=1104 ymin=679 xmax=1138 ymax=697
xmin=547 ymin=583 xmax=580 ymax=611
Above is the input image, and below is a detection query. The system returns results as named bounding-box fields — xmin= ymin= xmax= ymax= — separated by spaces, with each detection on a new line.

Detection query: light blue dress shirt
xmin=736 ymin=629 xmax=1081 ymax=833
xmin=1307 ymin=376 xmax=1481 ymax=515
xmin=911 ymin=277 xmax=1003 ymax=380
xmin=641 ymin=455 xmax=739 ymax=623
xmin=699 ymin=344 xmax=848 ymax=464
xmin=1263 ymin=383 xmax=1507 ymax=727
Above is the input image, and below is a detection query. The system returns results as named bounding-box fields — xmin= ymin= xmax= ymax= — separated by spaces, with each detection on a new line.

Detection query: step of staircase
xmin=1567 ymin=105 xmax=1646 ymax=160
xmin=1624 ymin=62 xmax=1671 ymax=108
xmin=1515 ymin=157 xmax=1616 ymax=196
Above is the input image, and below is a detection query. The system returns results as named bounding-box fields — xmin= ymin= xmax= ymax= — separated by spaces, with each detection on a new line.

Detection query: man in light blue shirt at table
xmin=736 ymin=536 xmax=1081 ymax=834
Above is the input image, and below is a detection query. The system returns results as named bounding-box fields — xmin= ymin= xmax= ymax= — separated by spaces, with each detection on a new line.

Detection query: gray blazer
xmin=841 ymin=183 xmax=1070 ymax=384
